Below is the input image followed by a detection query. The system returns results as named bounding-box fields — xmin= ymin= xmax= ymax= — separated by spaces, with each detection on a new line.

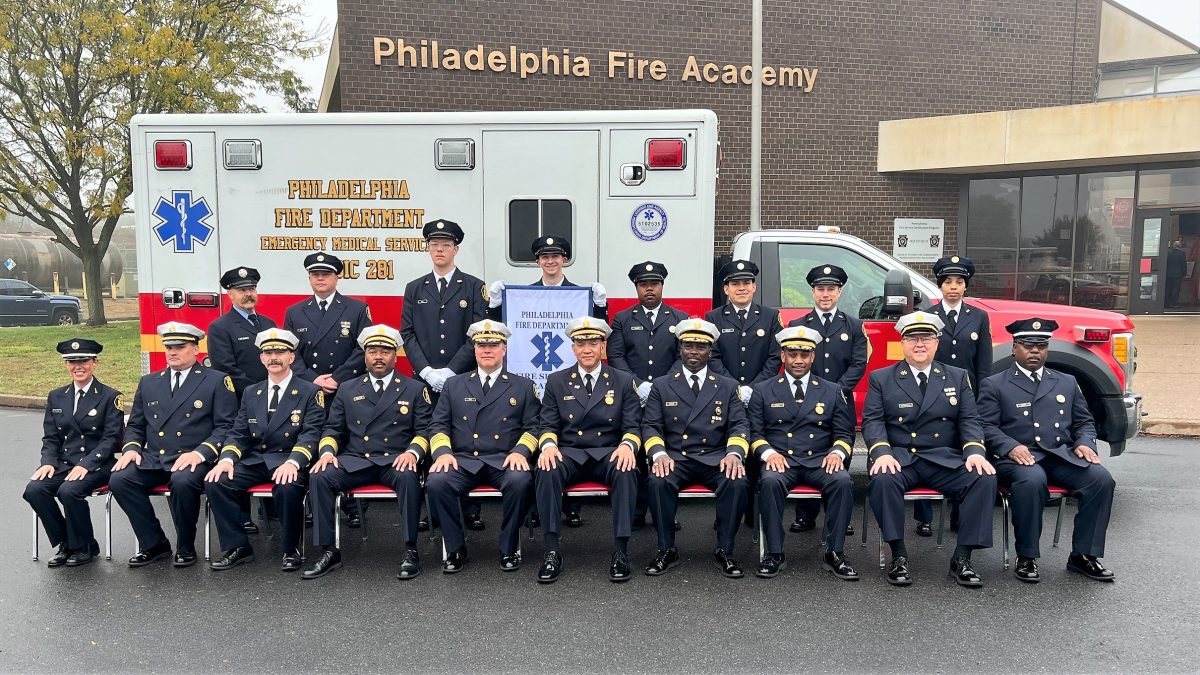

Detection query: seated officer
xmin=535 ymin=317 xmax=643 ymax=583
xmin=978 ymin=318 xmax=1116 ymax=583
xmin=863 ymin=312 xmax=996 ymax=588
xmin=110 ymin=323 xmax=238 ymax=568
xmin=427 ymin=320 xmax=540 ymax=573
xmin=204 ymin=329 xmax=326 ymax=572
xmin=642 ymin=319 xmax=750 ymax=578
xmin=24 ymin=338 xmax=123 ymax=567
xmin=749 ymin=326 xmax=858 ymax=580
xmin=302 ymin=325 xmax=432 ymax=580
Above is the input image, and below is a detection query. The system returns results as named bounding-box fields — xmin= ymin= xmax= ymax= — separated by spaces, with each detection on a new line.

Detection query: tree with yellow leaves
xmin=0 ymin=0 xmax=320 ymax=324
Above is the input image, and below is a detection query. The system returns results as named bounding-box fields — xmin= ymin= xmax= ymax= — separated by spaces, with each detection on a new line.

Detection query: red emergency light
xmin=154 ymin=141 xmax=192 ymax=170
xmin=186 ymin=292 xmax=219 ymax=307
xmin=647 ymin=139 xmax=686 ymax=169
xmin=1076 ymin=327 xmax=1111 ymax=343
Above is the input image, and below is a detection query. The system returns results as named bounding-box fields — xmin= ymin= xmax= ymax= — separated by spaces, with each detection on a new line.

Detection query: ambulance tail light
xmin=154 ymin=141 xmax=191 ymax=170
xmin=223 ymin=140 xmax=262 ymax=170
xmin=186 ymin=292 xmax=219 ymax=308
xmin=647 ymin=139 xmax=686 ymax=169
xmin=1075 ymin=327 xmax=1111 ymax=343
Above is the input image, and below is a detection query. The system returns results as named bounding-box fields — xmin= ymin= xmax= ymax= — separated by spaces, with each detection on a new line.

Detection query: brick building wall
xmin=333 ymin=0 xmax=1099 ymax=259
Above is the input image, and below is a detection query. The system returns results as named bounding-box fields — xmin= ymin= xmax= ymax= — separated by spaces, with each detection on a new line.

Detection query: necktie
xmin=946 ymin=309 xmax=958 ymax=331
xmin=375 ymin=379 xmax=385 ymax=394
xmin=737 ymin=309 xmax=748 ymax=323
xmin=647 ymin=310 xmax=656 ymax=325
xmin=690 ymin=374 xmax=701 ymax=397
xmin=482 ymin=375 xmax=492 ymax=396
xmin=1031 ymin=371 xmax=1040 ymax=386
xmin=75 ymin=388 xmax=85 ymax=414
xmin=248 ymin=313 xmax=260 ymax=329
xmin=584 ymin=373 xmax=594 ymax=395
xmin=171 ymin=371 xmax=181 ymax=397
xmin=269 ymin=384 xmax=281 ymax=418
xmin=438 ymin=277 xmax=448 ymax=298
xmin=794 ymin=379 xmax=804 ymax=403
xmin=918 ymin=371 xmax=928 ymax=395
xmin=822 ymin=312 xmax=832 ymax=330
xmin=319 ymin=299 xmax=328 ymax=312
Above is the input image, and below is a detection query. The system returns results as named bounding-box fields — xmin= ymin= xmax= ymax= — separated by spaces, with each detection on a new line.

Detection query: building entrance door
xmin=1129 ymin=208 xmax=1170 ymax=314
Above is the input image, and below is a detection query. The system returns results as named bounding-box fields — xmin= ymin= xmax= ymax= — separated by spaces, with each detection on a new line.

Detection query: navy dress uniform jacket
xmin=641 ymin=368 xmax=750 ymax=465
xmin=122 ymin=365 xmax=239 ymax=468
xmin=538 ymin=365 xmax=643 ymax=460
xmin=788 ymin=309 xmax=868 ymax=394
xmin=40 ymin=379 xmax=124 ymax=473
xmin=607 ymin=303 xmax=691 ymax=381
xmin=486 ymin=277 xmax=607 ymax=323
xmin=206 ymin=309 xmax=277 ymax=395
xmin=977 ymin=367 xmax=1097 ymax=466
xmin=220 ymin=378 xmax=327 ymax=469
xmin=318 ymin=373 xmax=434 ymax=471
xmin=400 ymin=270 xmax=488 ymax=376
xmin=706 ymin=303 xmax=783 ymax=386
xmin=931 ymin=302 xmax=992 ymax=393
xmin=861 ymin=361 xmax=986 ymax=468
xmin=284 ymin=292 xmax=371 ymax=384
xmin=747 ymin=375 xmax=854 ymax=466
xmin=429 ymin=370 xmax=541 ymax=471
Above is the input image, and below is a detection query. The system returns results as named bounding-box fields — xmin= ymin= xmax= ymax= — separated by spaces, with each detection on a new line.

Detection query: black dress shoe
xmin=644 ymin=548 xmax=680 ymax=576
xmin=1067 ymin=552 xmax=1115 ymax=581
xmin=241 ymin=520 xmax=259 ymax=535
xmin=823 ymin=550 xmax=860 ymax=580
xmin=528 ymin=512 xmax=540 ymax=529
xmin=465 ymin=512 xmax=486 ymax=531
xmin=790 ymin=517 xmax=815 ymax=533
xmin=845 ymin=524 xmax=855 ymax=536
xmin=950 ymin=557 xmax=983 ymax=587
xmin=173 ymin=550 xmax=197 ymax=568
xmin=887 ymin=556 xmax=913 ymax=586
xmin=443 ymin=546 xmax=469 ymax=574
xmin=345 ymin=512 xmax=362 ymax=529
xmin=631 ymin=514 xmax=646 ymax=531
xmin=537 ymin=550 xmax=563 ymax=583
xmin=915 ymin=521 xmax=933 ymax=537
xmin=128 ymin=541 xmax=172 ymax=567
xmin=714 ymin=548 xmax=744 ymax=579
xmin=397 ymin=549 xmax=421 ymax=580
xmin=281 ymin=549 xmax=303 ymax=572
xmin=418 ymin=516 xmax=430 ymax=532
xmin=47 ymin=544 xmax=70 ymax=568
xmin=66 ymin=541 xmax=100 ymax=567
xmin=564 ymin=512 xmax=583 ymax=528
xmin=609 ymin=551 xmax=632 ymax=582
xmin=499 ymin=552 xmax=521 ymax=571
xmin=755 ymin=553 xmax=786 ymax=578
xmin=210 ymin=546 xmax=255 ymax=570
xmin=1014 ymin=557 xmax=1040 ymax=583
xmin=302 ymin=549 xmax=343 ymax=579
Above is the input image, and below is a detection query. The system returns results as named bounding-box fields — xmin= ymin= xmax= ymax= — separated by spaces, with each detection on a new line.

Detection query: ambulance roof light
xmin=154 ymin=140 xmax=191 ymax=170
xmin=647 ymin=139 xmax=686 ymax=170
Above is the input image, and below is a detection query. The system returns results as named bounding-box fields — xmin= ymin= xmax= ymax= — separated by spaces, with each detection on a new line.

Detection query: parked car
xmin=0 ymin=279 xmax=82 ymax=325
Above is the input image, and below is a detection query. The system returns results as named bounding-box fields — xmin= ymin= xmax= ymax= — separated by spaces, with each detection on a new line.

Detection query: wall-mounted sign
xmin=892 ymin=218 xmax=945 ymax=263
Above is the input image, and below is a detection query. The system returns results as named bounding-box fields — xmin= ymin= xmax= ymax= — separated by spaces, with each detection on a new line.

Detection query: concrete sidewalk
xmin=1130 ymin=315 xmax=1200 ymax=436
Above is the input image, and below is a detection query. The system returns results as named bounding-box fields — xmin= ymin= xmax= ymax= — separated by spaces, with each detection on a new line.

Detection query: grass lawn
xmin=0 ymin=321 xmax=142 ymax=399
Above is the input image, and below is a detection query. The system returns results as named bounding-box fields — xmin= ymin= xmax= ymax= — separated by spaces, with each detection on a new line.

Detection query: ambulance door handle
xmin=162 ymin=288 xmax=185 ymax=309
xmin=620 ymin=163 xmax=646 ymax=186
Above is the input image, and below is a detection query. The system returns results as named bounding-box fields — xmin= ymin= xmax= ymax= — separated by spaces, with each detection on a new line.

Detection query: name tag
xmin=52 ymin=408 xmax=63 ymax=413
xmin=398 ymin=400 xmax=410 ymax=406
xmin=295 ymin=327 xmax=307 ymax=333
xmin=146 ymin=401 xmax=159 ymax=407
xmin=664 ymin=401 xmax=679 ymax=407
xmin=898 ymin=402 xmax=914 ymax=409
xmin=237 ymin=336 xmax=249 ymax=341
xmin=563 ymin=395 xmax=575 ymax=401
xmin=464 ymin=397 xmax=477 ymax=402
xmin=352 ymin=395 xmax=366 ymax=402
xmin=1016 ymin=402 xmax=1032 ymax=408
xmin=248 ymin=418 xmax=257 ymax=424
xmin=417 ymin=299 xmax=429 ymax=304
xmin=630 ymin=325 xmax=644 ymax=331
xmin=770 ymin=402 xmax=786 ymax=408
xmin=721 ymin=328 xmax=735 ymax=333
xmin=711 ymin=416 xmax=723 ymax=423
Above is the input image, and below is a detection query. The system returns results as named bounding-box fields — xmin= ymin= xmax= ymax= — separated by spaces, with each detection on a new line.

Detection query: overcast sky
xmin=278 ymin=0 xmax=1200 ymax=110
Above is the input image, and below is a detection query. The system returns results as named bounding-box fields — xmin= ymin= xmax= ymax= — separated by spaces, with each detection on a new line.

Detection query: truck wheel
xmin=53 ymin=310 xmax=77 ymax=325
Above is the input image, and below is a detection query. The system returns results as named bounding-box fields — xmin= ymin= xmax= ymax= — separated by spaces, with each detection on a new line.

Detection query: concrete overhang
xmin=878 ymin=94 xmax=1200 ymax=174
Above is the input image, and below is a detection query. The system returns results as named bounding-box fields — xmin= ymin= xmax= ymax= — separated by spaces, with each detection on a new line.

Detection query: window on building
xmin=1138 ymin=167 xmax=1200 ymax=207
xmin=1096 ymin=67 xmax=1155 ymax=99
xmin=965 ymin=178 xmax=1020 ymax=299
xmin=1157 ymin=62 xmax=1200 ymax=95
xmin=507 ymin=198 xmax=573 ymax=264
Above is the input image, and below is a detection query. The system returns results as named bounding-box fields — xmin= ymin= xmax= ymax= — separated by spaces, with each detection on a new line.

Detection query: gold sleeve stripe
xmin=518 ymin=432 xmax=537 ymax=451
xmin=226 ymin=446 xmax=242 ymax=458
xmin=539 ymin=432 xmax=558 ymax=446
xmin=868 ymin=441 xmax=890 ymax=452
xmin=122 ymin=441 xmax=142 ymax=450
xmin=644 ymin=436 xmax=665 ymax=451
xmin=620 ymin=433 xmax=641 ymax=451
xmin=751 ymin=439 xmax=770 ymax=450
xmin=834 ymin=440 xmax=853 ymax=455
xmin=431 ymin=432 xmax=452 ymax=451
xmin=293 ymin=447 xmax=313 ymax=461
xmin=726 ymin=436 xmax=749 ymax=451
xmin=201 ymin=442 xmax=218 ymax=455
xmin=319 ymin=437 xmax=339 ymax=454
xmin=963 ymin=441 xmax=986 ymax=451
xmin=410 ymin=436 xmax=429 ymax=451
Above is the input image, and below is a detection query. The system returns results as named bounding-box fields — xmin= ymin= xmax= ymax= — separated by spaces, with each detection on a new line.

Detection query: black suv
xmin=0 ymin=279 xmax=82 ymax=325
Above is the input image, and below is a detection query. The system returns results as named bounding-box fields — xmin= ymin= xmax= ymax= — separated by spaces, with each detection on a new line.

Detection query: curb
xmin=1141 ymin=419 xmax=1200 ymax=437
xmin=0 ymin=394 xmax=133 ymax=414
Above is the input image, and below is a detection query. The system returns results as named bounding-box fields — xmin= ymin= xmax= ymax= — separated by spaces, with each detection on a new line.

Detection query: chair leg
xmin=757 ymin=510 xmax=765 ymax=562
xmin=1001 ymin=494 xmax=1010 ymax=570
xmin=1053 ymin=496 xmax=1066 ymax=547
xmin=300 ymin=495 xmax=307 ymax=562
xmin=31 ymin=512 xmax=39 ymax=561
xmin=334 ymin=494 xmax=342 ymax=550
xmin=357 ymin=497 xmax=368 ymax=542
xmin=104 ymin=493 xmax=112 ymax=560
xmin=935 ymin=499 xmax=944 ymax=550
xmin=203 ymin=496 xmax=211 ymax=561
xmin=861 ymin=503 xmax=868 ymax=548
xmin=878 ymin=531 xmax=885 ymax=569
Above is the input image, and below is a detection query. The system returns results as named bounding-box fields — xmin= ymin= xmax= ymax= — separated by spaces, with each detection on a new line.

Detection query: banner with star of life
xmin=503 ymin=285 xmax=593 ymax=393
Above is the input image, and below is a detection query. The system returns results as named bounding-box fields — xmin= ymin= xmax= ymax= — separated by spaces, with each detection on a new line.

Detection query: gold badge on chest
xmin=509 ymin=397 xmax=518 ymax=406
xmin=400 ymin=405 xmax=409 ymax=415
xmin=814 ymin=402 xmax=825 ymax=415
xmin=193 ymin=400 xmax=203 ymax=409
xmin=290 ymin=412 xmax=301 ymax=424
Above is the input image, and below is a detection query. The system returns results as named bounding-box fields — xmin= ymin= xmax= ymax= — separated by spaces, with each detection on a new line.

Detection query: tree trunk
xmin=81 ymin=246 xmax=107 ymax=326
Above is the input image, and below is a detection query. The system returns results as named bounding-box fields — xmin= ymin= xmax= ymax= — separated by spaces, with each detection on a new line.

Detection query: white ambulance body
xmin=130 ymin=110 xmax=720 ymax=373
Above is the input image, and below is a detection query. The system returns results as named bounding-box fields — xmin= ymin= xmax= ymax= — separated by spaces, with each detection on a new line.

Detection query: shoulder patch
xmin=315 ymin=390 xmax=326 ymax=408
xmin=224 ymin=375 xmax=235 ymax=393
xmin=422 ymin=387 xmax=431 ymax=404
xmin=114 ymin=394 xmax=125 ymax=410
xmin=203 ymin=357 xmax=212 ymax=367
xmin=778 ymin=314 xmax=785 ymax=327
xmin=839 ymin=390 xmax=847 ymax=403
xmin=365 ymin=306 xmax=372 ymax=321
xmin=481 ymin=285 xmax=490 ymax=302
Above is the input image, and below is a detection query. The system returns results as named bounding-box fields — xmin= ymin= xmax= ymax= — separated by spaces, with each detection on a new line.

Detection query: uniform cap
xmin=303 ymin=252 xmax=344 ymax=274
xmin=719 ymin=259 xmax=759 ymax=283
xmin=806 ymin=264 xmax=848 ymax=287
xmin=628 ymin=261 xmax=668 ymax=283
xmin=1006 ymin=317 xmax=1057 ymax=344
xmin=532 ymin=235 xmax=571 ymax=258
xmin=933 ymin=255 xmax=975 ymax=283
xmin=158 ymin=322 xmax=205 ymax=346
xmin=467 ymin=320 xmax=512 ymax=345
xmin=423 ymin=219 xmax=465 ymax=244
xmin=357 ymin=324 xmax=403 ymax=350
xmin=674 ymin=318 xmax=720 ymax=345
xmin=775 ymin=326 xmax=822 ymax=351
xmin=57 ymin=338 xmax=103 ymax=361
xmin=254 ymin=328 xmax=299 ymax=351
xmin=220 ymin=266 xmax=261 ymax=290
xmin=895 ymin=312 xmax=944 ymax=337
xmin=566 ymin=316 xmax=612 ymax=341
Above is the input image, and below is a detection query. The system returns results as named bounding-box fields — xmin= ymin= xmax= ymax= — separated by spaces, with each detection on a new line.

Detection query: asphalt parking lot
xmin=1 ymin=406 xmax=1195 ymax=674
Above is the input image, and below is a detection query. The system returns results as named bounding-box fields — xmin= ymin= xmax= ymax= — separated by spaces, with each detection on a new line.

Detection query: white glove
xmin=738 ymin=385 xmax=753 ymax=405
xmin=432 ymin=368 xmax=456 ymax=392
xmin=591 ymin=281 xmax=607 ymax=307
xmin=419 ymin=367 xmax=435 ymax=382
xmin=637 ymin=381 xmax=652 ymax=405
xmin=488 ymin=280 xmax=505 ymax=308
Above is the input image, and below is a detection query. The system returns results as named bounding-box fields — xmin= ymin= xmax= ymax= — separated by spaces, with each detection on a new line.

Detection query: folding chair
xmin=998 ymin=485 xmax=1070 ymax=570
xmin=144 ymin=485 xmax=211 ymax=562
xmin=202 ymin=483 xmax=308 ymax=561
xmin=437 ymin=485 xmax=524 ymax=562
xmin=31 ymin=486 xmax=113 ymax=561
xmin=861 ymin=487 xmax=945 ymax=568
xmin=334 ymin=484 xmax=402 ymax=549
xmin=757 ymin=485 xmax=823 ymax=561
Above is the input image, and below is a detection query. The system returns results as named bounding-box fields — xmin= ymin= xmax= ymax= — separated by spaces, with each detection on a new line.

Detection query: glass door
xmin=1129 ymin=208 xmax=1170 ymax=314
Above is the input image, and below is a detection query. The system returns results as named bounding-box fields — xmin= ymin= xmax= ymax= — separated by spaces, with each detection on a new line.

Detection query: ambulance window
xmin=777 ymin=243 xmax=888 ymax=320
xmin=507 ymin=198 xmax=574 ymax=264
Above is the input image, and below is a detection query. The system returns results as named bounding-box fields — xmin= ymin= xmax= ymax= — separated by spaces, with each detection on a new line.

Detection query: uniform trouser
xmin=868 ymin=457 xmax=996 ymax=549
xmin=797 ymin=393 xmax=857 ymax=523
xmin=309 ymin=463 xmax=422 ymax=549
xmin=634 ymin=454 xmax=650 ymax=519
xmin=206 ymin=463 xmax=308 ymax=553
xmin=760 ymin=465 xmax=853 ymax=554
xmin=109 ymin=464 xmax=205 ymax=552
xmin=647 ymin=458 xmax=748 ymax=553
xmin=535 ymin=453 xmax=638 ymax=548
xmin=24 ymin=470 xmax=110 ymax=551
xmin=427 ymin=464 xmax=532 ymax=555
xmin=997 ymin=456 xmax=1115 ymax=559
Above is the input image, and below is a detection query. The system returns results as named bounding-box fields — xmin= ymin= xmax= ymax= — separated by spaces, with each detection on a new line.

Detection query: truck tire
xmin=52 ymin=310 xmax=77 ymax=325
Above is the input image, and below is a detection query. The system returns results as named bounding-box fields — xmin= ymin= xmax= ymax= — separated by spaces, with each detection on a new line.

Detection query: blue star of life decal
xmin=531 ymin=331 xmax=565 ymax=371
xmin=152 ymin=190 xmax=214 ymax=252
